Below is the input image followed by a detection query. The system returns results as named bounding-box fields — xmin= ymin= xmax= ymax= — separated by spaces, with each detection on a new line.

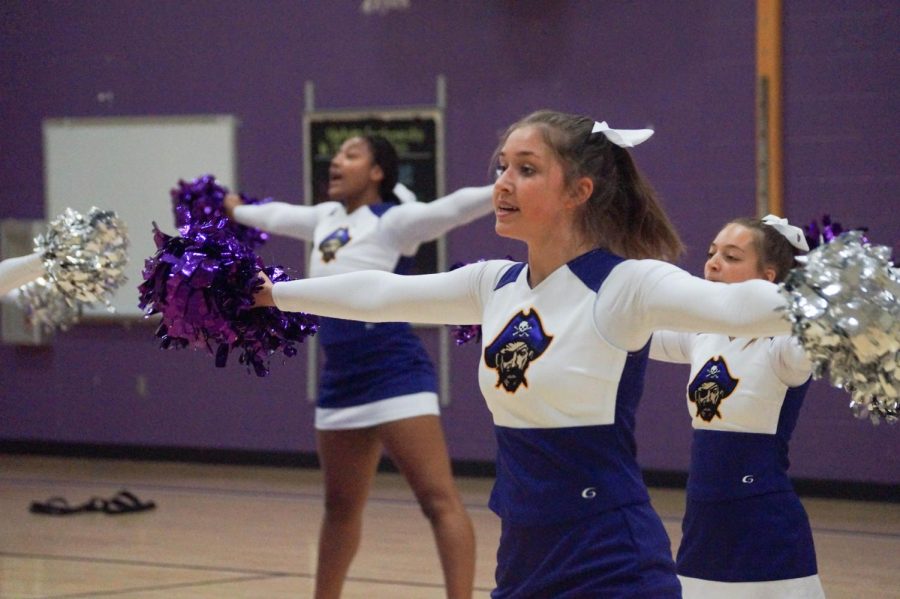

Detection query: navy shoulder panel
xmin=568 ymin=249 xmax=626 ymax=292
xmin=369 ymin=201 xmax=399 ymax=217
xmin=494 ymin=262 xmax=526 ymax=290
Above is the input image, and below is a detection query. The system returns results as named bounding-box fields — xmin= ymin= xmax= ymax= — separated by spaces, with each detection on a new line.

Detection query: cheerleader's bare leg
xmin=314 ymin=427 xmax=383 ymax=599
xmin=379 ymin=414 xmax=476 ymax=599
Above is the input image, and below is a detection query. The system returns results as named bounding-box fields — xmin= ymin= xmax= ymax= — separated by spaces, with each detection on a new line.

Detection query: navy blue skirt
xmin=677 ymin=491 xmax=818 ymax=582
xmin=492 ymin=501 xmax=681 ymax=598
xmin=318 ymin=322 xmax=437 ymax=409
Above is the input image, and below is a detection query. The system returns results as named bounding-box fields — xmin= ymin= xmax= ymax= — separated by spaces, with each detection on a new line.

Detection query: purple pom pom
xmin=230 ymin=265 xmax=320 ymax=376
xmin=804 ymin=214 xmax=868 ymax=251
xmin=452 ymin=324 xmax=482 ymax=346
xmin=138 ymin=220 xmax=318 ymax=376
xmin=448 ymin=260 xmax=488 ymax=346
xmin=172 ymin=174 xmax=271 ymax=249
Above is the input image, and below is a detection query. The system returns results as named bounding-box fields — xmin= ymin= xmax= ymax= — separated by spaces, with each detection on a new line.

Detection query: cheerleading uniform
xmin=0 ymin=252 xmax=44 ymax=298
xmin=233 ymin=185 xmax=493 ymax=429
xmin=651 ymin=330 xmax=825 ymax=598
xmin=269 ymin=248 xmax=791 ymax=596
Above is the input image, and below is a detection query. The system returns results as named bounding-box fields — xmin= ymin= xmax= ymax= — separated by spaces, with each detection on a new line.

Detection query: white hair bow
xmin=393 ymin=182 xmax=417 ymax=203
xmin=761 ymin=214 xmax=809 ymax=251
xmin=591 ymin=121 xmax=654 ymax=148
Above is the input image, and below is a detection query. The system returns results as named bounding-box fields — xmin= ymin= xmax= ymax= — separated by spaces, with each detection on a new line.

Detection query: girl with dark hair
xmin=225 ymin=134 xmax=493 ymax=599
xmin=249 ymin=110 xmax=798 ymax=597
xmin=652 ymin=216 xmax=825 ymax=598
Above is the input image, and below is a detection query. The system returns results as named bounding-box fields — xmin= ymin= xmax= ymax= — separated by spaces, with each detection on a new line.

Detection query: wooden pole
xmin=756 ymin=0 xmax=783 ymax=217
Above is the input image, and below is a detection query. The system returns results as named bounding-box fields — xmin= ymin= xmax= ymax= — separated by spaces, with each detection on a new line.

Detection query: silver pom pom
xmin=18 ymin=207 xmax=129 ymax=331
xmin=780 ymin=231 xmax=899 ymax=424
xmin=16 ymin=278 xmax=81 ymax=331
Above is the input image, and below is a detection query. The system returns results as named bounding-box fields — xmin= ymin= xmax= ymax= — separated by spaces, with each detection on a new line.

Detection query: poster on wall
xmin=304 ymin=109 xmax=443 ymax=274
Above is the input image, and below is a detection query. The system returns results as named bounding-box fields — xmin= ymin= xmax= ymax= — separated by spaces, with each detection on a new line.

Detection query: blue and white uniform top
xmin=651 ymin=331 xmax=824 ymax=598
xmin=477 ymin=251 xmax=652 ymax=524
xmin=234 ymin=186 xmax=494 ymax=277
xmin=234 ymin=185 xmax=493 ymax=327
xmin=233 ymin=186 xmax=494 ymax=427
xmin=269 ymin=248 xmax=792 ymax=523
xmin=651 ymin=332 xmax=812 ymax=501
xmin=234 ymin=185 xmax=493 ymax=346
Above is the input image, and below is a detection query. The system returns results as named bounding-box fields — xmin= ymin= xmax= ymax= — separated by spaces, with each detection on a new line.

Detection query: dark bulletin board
xmin=304 ymin=110 xmax=443 ymax=274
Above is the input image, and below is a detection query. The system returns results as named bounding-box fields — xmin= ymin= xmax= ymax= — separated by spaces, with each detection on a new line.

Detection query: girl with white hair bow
xmin=651 ymin=215 xmax=825 ymax=599
xmin=246 ymin=109 xmax=819 ymax=596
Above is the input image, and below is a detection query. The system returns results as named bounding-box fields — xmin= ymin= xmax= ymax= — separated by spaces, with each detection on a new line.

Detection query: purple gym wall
xmin=1 ymin=1 xmax=897 ymax=486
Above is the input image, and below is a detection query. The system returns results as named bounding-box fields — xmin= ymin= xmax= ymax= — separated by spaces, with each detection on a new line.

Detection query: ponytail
xmin=362 ymin=134 xmax=400 ymax=202
xmin=588 ymin=144 xmax=684 ymax=262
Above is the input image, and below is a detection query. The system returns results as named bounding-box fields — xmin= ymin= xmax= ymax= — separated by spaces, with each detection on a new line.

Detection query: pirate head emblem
xmin=687 ymin=356 xmax=739 ymax=421
xmin=318 ymin=227 xmax=350 ymax=263
xmin=484 ymin=309 xmax=553 ymax=393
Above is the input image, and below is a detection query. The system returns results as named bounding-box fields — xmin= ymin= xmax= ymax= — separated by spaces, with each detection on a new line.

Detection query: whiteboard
xmin=43 ymin=115 xmax=238 ymax=317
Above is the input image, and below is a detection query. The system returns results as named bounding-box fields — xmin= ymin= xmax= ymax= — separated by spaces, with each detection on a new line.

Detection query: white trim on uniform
xmin=678 ymin=573 xmax=825 ymax=599
xmin=314 ymin=391 xmax=440 ymax=430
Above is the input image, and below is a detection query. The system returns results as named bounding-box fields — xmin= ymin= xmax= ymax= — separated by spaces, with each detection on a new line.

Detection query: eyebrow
xmin=498 ymin=150 xmax=540 ymax=158
xmin=709 ymin=243 xmax=746 ymax=252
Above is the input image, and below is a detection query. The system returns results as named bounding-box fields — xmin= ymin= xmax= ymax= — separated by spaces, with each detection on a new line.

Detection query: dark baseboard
xmin=0 ymin=441 xmax=487 ymax=475
xmin=2 ymin=439 xmax=896 ymax=503
xmin=0 ymin=439 xmax=322 ymax=469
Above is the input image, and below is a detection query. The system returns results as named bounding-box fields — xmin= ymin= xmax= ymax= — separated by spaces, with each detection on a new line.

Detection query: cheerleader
xmin=249 ymin=110 xmax=808 ymax=597
xmin=225 ymin=134 xmax=493 ymax=599
xmin=651 ymin=215 xmax=825 ymax=598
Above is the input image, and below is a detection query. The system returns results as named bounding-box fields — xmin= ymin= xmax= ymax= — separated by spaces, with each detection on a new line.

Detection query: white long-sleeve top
xmin=0 ymin=252 xmax=44 ymax=298
xmin=651 ymin=331 xmax=811 ymax=391
xmin=650 ymin=324 xmax=814 ymax=503
xmin=651 ymin=328 xmax=812 ymax=434
xmin=270 ymin=251 xmax=791 ymax=525
xmin=271 ymin=257 xmax=790 ymax=352
xmin=232 ymin=184 xmax=495 ymax=277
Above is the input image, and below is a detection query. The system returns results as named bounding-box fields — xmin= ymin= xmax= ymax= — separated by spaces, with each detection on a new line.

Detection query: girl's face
xmin=704 ymin=223 xmax=774 ymax=283
xmin=493 ymin=125 xmax=574 ymax=244
xmin=328 ymin=137 xmax=383 ymax=202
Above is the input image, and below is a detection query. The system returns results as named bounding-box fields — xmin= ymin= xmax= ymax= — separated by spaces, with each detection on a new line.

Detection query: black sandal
xmin=101 ymin=490 xmax=156 ymax=515
xmin=30 ymin=495 xmax=106 ymax=516
xmin=30 ymin=496 xmax=79 ymax=515
xmin=30 ymin=490 xmax=155 ymax=516
xmin=83 ymin=496 xmax=109 ymax=513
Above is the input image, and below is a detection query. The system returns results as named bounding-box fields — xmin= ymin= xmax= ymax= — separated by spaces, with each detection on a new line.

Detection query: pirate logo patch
xmin=318 ymin=227 xmax=350 ymax=263
xmin=687 ymin=356 xmax=739 ymax=422
xmin=484 ymin=309 xmax=553 ymax=393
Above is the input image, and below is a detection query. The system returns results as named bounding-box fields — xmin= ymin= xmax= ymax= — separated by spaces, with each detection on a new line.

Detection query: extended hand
xmin=223 ymin=193 xmax=244 ymax=219
xmin=252 ymin=271 xmax=276 ymax=308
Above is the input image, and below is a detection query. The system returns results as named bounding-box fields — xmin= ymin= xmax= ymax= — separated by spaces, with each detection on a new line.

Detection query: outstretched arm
xmin=227 ymin=193 xmax=335 ymax=241
xmin=258 ymin=261 xmax=500 ymax=326
xmin=381 ymin=185 xmax=495 ymax=254
xmin=0 ymin=252 xmax=44 ymax=298
xmin=599 ymin=260 xmax=790 ymax=351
